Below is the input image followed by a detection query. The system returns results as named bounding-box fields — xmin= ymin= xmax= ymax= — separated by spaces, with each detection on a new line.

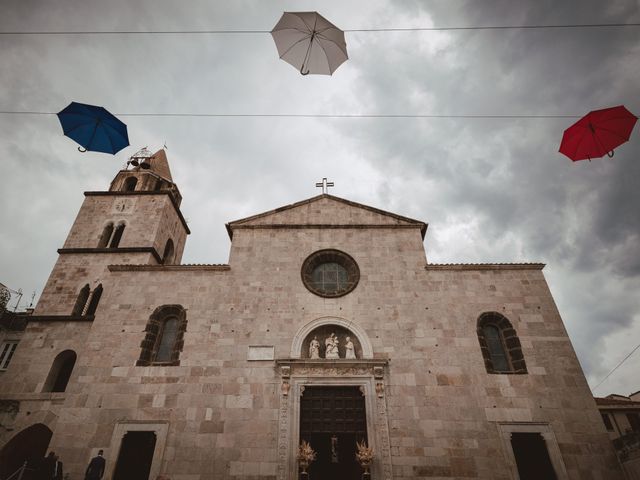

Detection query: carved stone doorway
xmin=300 ymin=386 xmax=367 ymax=480
xmin=113 ymin=431 xmax=157 ymax=480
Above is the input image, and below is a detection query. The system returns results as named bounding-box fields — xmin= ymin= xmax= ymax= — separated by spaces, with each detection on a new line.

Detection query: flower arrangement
xmin=297 ymin=440 xmax=316 ymax=473
xmin=355 ymin=439 xmax=374 ymax=471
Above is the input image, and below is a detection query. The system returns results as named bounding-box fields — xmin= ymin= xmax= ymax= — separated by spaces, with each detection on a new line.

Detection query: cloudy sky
xmin=1 ymin=0 xmax=639 ymax=396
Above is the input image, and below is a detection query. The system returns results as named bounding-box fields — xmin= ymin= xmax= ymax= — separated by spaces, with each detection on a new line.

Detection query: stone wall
xmin=0 ymin=203 xmax=623 ymax=479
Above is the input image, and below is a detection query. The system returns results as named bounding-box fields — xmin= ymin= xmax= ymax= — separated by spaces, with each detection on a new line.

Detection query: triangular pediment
xmin=226 ymin=194 xmax=427 ymax=238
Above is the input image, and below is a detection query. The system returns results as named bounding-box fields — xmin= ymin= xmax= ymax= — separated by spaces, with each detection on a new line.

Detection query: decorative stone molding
xmin=290 ymin=317 xmax=373 ymax=359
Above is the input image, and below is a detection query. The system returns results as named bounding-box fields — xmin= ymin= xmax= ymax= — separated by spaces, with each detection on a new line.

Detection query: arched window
xmin=97 ymin=223 xmax=114 ymax=248
xmin=162 ymin=239 xmax=175 ymax=265
xmin=43 ymin=350 xmax=77 ymax=392
xmin=123 ymin=177 xmax=138 ymax=192
xmin=137 ymin=305 xmax=187 ymax=366
xmin=109 ymin=223 xmax=125 ymax=248
xmin=71 ymin=284 xmax=102 ymax=316
xmin=155 ymin=317 xmax=179 ymax=362
xmin=477 ymin=312 xmax=527 ymax=374
xmin=71 ymin=284 xmax=90 ymax=316
xmin=85 ymin=284 xmax=103 ymax=316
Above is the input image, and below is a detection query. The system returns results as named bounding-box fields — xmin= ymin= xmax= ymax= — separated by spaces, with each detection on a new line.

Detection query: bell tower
xmin=34 ymin=147 xmax=190 ymax=315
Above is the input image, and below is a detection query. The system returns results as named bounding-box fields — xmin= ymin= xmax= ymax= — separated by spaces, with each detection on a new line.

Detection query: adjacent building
xmin=597 ymin=392 xmax=640 ymax=479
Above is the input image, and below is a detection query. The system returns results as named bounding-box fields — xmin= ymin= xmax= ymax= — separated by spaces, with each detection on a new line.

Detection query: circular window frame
xmin=301 ymin=249 xmax=360 ymax=298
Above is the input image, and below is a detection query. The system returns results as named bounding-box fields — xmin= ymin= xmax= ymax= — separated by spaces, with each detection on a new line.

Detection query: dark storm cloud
xmin=337 ymin=0 xmax=640 ymax=392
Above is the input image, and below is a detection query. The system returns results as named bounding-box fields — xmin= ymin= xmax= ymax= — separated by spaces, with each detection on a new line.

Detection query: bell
xmin=139 ymin=161 xmax=151 ymax=169
xmin=129 ymin=158 xmax=140 ymax=167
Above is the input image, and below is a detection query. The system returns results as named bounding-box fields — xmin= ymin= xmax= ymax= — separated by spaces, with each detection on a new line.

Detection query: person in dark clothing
xmin=84 ymin=449 xmax=106 ymax=480
xmin=52 ymin=454 xmax=63 ymax=480
xmin=37 ymin=452 xmax=57 ymax=480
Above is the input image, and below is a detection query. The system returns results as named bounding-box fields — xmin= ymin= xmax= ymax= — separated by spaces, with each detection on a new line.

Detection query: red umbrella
xmin=559 ymin=105 xmax=637 ymax=161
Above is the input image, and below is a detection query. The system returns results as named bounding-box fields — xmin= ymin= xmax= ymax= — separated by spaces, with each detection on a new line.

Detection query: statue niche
xmin=301 ymin=325 xmax=363 ymax=360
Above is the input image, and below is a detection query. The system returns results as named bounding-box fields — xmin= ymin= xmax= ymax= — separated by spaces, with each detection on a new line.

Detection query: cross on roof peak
xmin=315 ymin=177 xmax=334 ymax=194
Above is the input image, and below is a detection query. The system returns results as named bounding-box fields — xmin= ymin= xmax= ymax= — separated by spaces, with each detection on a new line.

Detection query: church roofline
xmin=425 ymin=263 xmax=545 ymax=270
xmin=225 ymin=194 xmax=428 ymax=240
xmin=595 ymin=397 xmax=640 ymax=407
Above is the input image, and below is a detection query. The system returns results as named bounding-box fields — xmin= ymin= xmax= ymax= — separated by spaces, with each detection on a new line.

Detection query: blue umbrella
xmin=57 ymin=102 xmax=130 ymax=154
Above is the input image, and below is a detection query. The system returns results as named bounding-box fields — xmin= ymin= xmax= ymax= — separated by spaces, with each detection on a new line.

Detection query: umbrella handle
xmin=300 ymin=66 xmax=310 ymax=76
xmin=607 ymin=150 xmax=614 ymax=158
xmin=77 ymin=146 xmax=87 ymax=153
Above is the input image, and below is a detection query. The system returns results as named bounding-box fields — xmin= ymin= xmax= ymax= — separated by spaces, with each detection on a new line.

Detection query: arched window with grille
xmin=71 ymin=284 xmax=103 ymax=317
xmin=71 ymin=284 xmax=90 ymax=316
xmin=477 ymin=312 xmax=527 ymax=374
xmin=43 ymin=350 xmax=77 ymax=392
xmin=98 ymin=223 xmax=114 ymax=248
xmin=137 ymin=305 xmax=187 ymax=366
xmin=109 ymin=223 xmax=125 ymax=248
xmin=85 ymin=284 xmax=103 ymax=316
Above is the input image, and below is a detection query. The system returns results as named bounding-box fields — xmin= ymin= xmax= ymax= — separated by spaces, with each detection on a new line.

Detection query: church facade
xmin=0 ymin=150 xmax=623 ymax=479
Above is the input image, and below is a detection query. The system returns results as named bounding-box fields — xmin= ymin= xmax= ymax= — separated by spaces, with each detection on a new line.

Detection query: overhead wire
xmin=0 ymin=111 xmax=581 ymax=119
xmin=0 ymin=22 xmax=639 ymax=35
xmin=592 ymin=343 xmax=640 ymax=392
xmin=0 ymin=20 xmax=630 ymax=119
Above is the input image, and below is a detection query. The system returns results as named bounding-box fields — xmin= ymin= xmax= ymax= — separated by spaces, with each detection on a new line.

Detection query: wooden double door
xmin=300 ymin=386 xmax=368 ymax=480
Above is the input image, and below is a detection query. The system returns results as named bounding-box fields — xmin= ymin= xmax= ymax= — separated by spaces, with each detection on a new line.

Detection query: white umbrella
xmin=271 ymin=12 xmax=348 ymax=75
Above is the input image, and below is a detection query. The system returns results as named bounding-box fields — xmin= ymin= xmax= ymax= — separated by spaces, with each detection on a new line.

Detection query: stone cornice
xmin=597 ymin=404 xmax=640 ymax=411
xmin=57 ymin=247 xmax=162 ymax=263
xmin=425 ymin=263 xmax=545 ymax=271
xmin=228 ymin=223 xmax=423 ymax=234
xmin=109 ymin=264 xmax=230 ymax=272
xmin=26 ymin=315 xmax=95 ymax=322
xmin=84 ymin=191 xmax=191 ymax=234
xmin=0 ymin=392 xmax=66 ymax=402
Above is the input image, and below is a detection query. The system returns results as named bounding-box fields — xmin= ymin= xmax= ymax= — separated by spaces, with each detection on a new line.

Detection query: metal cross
xmin=315 ymin=177 xmax=334 ymax=194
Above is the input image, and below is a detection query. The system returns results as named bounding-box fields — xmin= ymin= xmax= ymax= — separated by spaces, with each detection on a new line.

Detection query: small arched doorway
xmin=0 ymin=423 xmax=53 ymax=479
xmin=162 ymin=239 xmax=175 ymax=265
xmin=123 ymin=176 xmax=138 ymax=192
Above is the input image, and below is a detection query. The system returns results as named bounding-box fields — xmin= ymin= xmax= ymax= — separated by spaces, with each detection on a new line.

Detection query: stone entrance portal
xmin=276 ymin=359 xmax=392 ymax=480
xmin=300 ymin=386 xmax=367 ymax=479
